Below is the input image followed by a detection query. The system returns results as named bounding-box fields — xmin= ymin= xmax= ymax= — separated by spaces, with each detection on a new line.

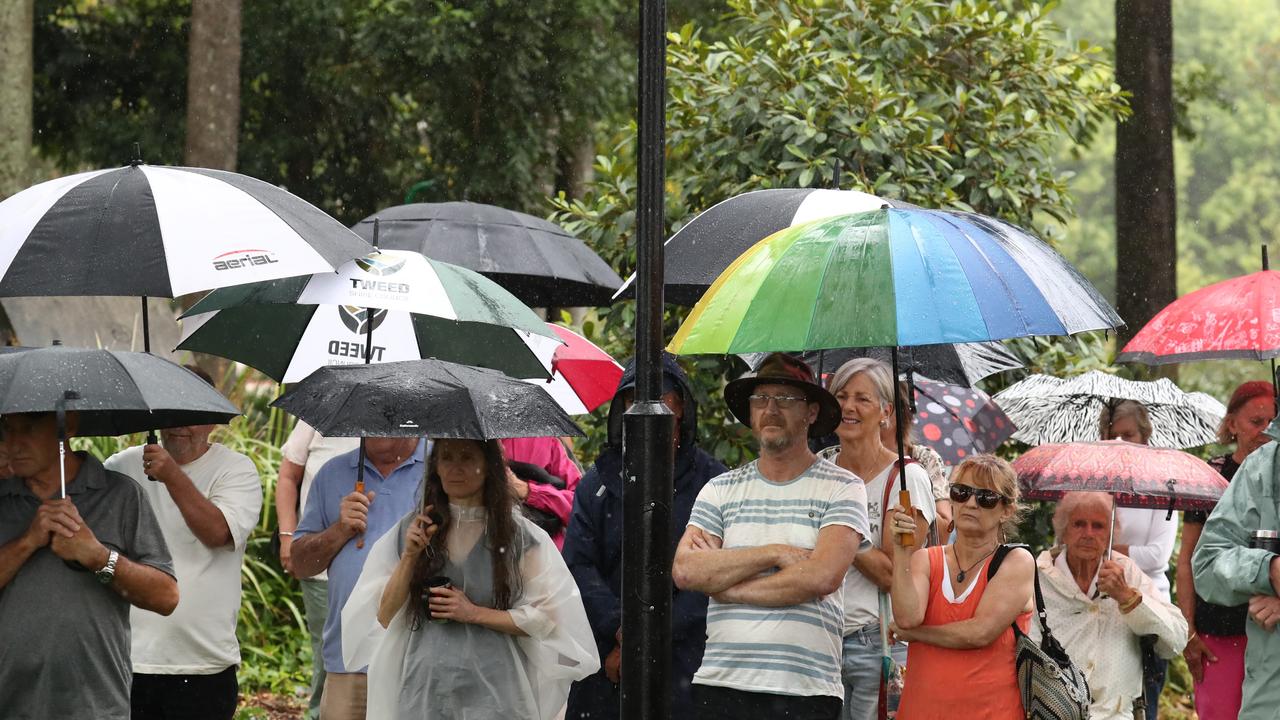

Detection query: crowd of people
xmin=3 ymin=354 xmax=1280 ymax=720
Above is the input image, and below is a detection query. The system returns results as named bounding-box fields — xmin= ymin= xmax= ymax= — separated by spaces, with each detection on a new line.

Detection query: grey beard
xmin=759 ymin=431 xmax=797 ymax=453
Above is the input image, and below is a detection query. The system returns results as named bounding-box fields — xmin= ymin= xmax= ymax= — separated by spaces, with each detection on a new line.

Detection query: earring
xmin=474 ymin=468 xmax=482 ymax=475
xmin=879 ymin=419 xmax=889 ymax=428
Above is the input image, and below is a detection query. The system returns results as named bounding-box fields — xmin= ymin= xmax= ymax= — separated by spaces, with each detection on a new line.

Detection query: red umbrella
xmin=523 ymin=323 xmax=624 ymax=414
xmin=1117 ymin=269 xmax=1280 ymax=365
xmin=1012 ymin=439 xmax=1228 ymax=513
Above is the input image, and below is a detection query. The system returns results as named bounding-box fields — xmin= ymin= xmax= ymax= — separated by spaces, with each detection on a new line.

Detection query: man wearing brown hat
xmin=673 ymin=353 xmax=869 ymax=720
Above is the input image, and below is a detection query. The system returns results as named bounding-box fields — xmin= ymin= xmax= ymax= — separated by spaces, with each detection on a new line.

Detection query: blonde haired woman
xmin=888 ymin=455 xmax=1033 ymax=719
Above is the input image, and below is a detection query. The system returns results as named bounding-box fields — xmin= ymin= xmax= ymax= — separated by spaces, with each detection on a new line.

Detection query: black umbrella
xmin=352 ymin=202 xmax=623 ymax=308
xmin=614 ymin=188 xmax=912 ymax=305
xmin=272 ymin=358 xmax=583 ymax=440
xmin=0 ymin=162 xmax=373 ymax=356
xmin=0 ymin=345 xmax=241 ymax=496
xmin=742 ymin=342 xmax=1022 ymax=388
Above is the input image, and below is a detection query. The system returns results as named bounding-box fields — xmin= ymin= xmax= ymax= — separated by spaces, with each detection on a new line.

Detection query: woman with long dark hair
xmin=342 ymin=439 xmax=598 ymax=719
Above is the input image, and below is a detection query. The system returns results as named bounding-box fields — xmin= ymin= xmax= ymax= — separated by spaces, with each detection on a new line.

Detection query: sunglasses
xmin=948 ymin=483 xmax=1008 ymax=509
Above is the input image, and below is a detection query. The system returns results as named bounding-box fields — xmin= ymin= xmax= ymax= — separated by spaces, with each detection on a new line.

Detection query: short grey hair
xmin=828 ymin=358 xmax=893 ymax=412
xmin=1052 ymin=491 xmax=1121 ymax=542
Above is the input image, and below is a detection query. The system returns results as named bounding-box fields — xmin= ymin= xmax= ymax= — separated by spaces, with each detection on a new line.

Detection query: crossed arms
xmin=671 ymin=524 xmax=859 ymax=607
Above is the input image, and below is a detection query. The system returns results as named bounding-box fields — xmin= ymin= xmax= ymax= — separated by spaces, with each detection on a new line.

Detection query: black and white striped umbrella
xmin=993 ymin=371 xmax=1227 ymax=449
xmin=614 ymin=188 xmax=910 ymax=305
xmin=0 ymin=164 xmax=372 ymax=298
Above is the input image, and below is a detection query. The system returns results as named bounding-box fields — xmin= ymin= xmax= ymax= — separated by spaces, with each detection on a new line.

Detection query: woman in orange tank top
xmin=886 ymin=455 xmax=1035 ymax=720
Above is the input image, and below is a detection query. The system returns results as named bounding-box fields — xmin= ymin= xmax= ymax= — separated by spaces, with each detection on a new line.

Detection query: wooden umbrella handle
xmin=355 ymin=479 xmax=366 ymax=549
xmin=898 ymin=489 xmax=915 ymax=547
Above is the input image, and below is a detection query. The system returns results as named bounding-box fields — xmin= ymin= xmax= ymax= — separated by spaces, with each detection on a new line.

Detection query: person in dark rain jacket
xmin=563 ymin=354 xmax=727 ymax=720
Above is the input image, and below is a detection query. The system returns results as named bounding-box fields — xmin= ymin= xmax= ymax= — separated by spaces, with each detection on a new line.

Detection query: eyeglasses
xmin=948 ymin=483 xmax=1007 ymax=509
xmin=747 ymin=393 xmax=808 ymax=410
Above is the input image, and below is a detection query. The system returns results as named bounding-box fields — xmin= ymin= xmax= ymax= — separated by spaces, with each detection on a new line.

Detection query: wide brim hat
xmin=724 ymin=352 xmax=841 ymax=437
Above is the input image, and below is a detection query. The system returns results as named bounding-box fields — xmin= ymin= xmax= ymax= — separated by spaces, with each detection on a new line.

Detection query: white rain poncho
xmin=343 ymin=504 xmax=600 ymax=720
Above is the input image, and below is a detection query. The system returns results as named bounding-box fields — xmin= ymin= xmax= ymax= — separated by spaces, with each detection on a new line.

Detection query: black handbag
xmin=989 ymin=545 xmax=1092 ymax=720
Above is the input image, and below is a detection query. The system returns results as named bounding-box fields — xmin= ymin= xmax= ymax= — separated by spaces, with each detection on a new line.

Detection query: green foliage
xmin=553 ymin=0 xmax=1126 ymax=464
xmin=32 ymin=0 xmax=635 ymax=223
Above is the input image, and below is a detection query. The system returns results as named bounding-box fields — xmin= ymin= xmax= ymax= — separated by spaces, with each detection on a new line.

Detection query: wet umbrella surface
xmin=273 ymin=359 xmax=583 ymax=441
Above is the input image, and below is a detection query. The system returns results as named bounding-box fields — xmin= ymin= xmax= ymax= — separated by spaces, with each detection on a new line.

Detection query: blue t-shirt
xmin=295 ymin=441 xmax=427 ymax=673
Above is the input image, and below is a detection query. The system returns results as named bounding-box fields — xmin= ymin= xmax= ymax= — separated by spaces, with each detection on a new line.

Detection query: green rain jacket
xmin=1192 ymin=429 xmax=1280 ymax=720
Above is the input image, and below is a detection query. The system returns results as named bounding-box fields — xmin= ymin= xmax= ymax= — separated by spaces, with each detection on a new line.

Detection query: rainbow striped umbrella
xmin=669 ymin=208 xmax=1120 ymax=354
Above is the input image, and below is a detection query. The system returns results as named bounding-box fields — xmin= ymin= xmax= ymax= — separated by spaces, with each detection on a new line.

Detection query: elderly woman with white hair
xmin=818 ymin=358 xmax=936 ymax=720
xmin=1033 ymin=492 xmax=1187 ymax=720
xmin=1099 ymin=400 xmax=1179 ymax=717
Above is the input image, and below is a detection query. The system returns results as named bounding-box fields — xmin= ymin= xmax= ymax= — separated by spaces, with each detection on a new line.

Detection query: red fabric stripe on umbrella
xmin=1012 ymin=440 xmax=1228 ymax=511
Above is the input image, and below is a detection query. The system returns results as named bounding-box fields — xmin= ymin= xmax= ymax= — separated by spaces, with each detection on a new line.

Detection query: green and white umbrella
xmin=177 ymin=249 xmax=559 ymax=382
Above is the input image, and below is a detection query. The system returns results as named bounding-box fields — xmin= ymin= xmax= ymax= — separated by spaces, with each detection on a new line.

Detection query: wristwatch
xmin=95 ymin=549 xmax=120 ymax=585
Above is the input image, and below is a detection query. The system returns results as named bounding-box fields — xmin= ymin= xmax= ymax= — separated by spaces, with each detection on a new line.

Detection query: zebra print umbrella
xmin=993 ymin=371 xmax=1226 ymax=449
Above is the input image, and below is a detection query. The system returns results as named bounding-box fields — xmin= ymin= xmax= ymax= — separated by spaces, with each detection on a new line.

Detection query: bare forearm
xmin=164 ymin=475 xmax=233 ymax=548
xmin=716 ymin=564 xmax=829 ymax=607
xmin=112 ymin=554 xmax=178 ymax=615
xmin=853 ymin=547 xmax=893 ymax=591
xmin=673 ymin=545 xmax=780 ymax=594
xmin=378 ymin=556 xmax=417 ymax=627
xmin=291 ymin=525 xmax=352 ymax=578
xmin=890 ymin=550 xmax=924 ymax=627
xmin=471 ymin=607 xmax=528 ymax=636
xmin=0 ymin=535 xmax=38 ymax=590
xmin=275 ymin=463 xmax=303 ymax=531
xmin=899 ymin=618 xmax=1001 ymax=649
xmin=1176 ymin=525 xmax=1201 ymax=628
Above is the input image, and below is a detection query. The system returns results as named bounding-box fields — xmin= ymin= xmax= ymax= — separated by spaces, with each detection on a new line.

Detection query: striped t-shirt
xmin=687 ymin=457 xmax=870 ymax=698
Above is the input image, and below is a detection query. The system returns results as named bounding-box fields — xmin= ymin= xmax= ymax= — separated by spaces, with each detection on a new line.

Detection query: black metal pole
xmin=622 ymin=0 xmax=675 ymax=718
xmin=141 ymin=296 xmax=159 ymax=456
xmin=891 ymin=346 xmax=914 ymax=547
xmin=1263 ymin=246 xmax=1277 ymax=400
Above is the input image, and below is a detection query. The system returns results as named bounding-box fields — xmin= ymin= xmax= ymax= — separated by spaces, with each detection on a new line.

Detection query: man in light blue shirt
xmin=291 ymin=437 xmax=426 ymax=720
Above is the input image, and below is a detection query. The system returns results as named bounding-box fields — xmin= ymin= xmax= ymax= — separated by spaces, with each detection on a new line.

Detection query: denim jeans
xmin=692 ymin=684 xmax=842 ymax=720
xmin=842 ymin=622 xmax=908 ymax=720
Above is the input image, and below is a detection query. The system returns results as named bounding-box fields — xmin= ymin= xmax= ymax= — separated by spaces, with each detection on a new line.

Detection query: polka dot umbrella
xmin=914 ymin=377 xmax=1016 ymax=465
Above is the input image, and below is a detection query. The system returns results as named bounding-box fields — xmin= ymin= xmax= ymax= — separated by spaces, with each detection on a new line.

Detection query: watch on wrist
xmin=95 ymin=549 xmax=120 ymax=585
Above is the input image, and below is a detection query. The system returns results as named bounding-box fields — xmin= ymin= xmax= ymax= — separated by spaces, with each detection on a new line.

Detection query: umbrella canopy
xmin=742 ymin=341 xmax=1022 ymax=388
xmin=1118 ymin=269 xmax=1280 ymax=364
xmin=177 ymin=249 xmax=558 ymax=381
xmin=522 ymin=323 xmax=624 ymax=415
xmin=1013 ymin=440 xmax=1228 ymax=512
xmin=615 ymin=188 xmax=908 ymax=305
xmin=992 ymin=371 xmax=1226 ymax=449
xmin=669 ymin=208 xmax=1122 ymax=354
xmin=913 ymin=378 xmax=1015 ymax=465
xmin=0 ymin=345 xmax=239 ymax=436
xmin=352 ymin=202 xmax=623 ymax=308
xmin=272 ymin=359 xmax=583 ymax=440
xmin=0 ymin=164 xmax=372 ymax=298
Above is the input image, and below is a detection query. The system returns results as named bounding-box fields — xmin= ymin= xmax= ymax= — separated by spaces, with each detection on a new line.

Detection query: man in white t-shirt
xmin=276 ymin=420 xmax=358 ymax=719
xmin=674 ymin=353 xmax=870 ymax=720
xmin=104 ymin=366 xmax=262 ymax=720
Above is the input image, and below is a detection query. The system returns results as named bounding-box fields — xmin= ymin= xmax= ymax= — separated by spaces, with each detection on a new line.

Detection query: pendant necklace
xmin=953 ymin=545 xmax=998 ymax=584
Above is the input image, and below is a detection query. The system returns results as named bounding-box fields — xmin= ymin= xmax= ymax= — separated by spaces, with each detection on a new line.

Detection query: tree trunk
xmin=1114 ymin=0 xmax=1176 ymax=350
xmin=0 ymin=0 xmax=33 ymax=200
xmin=184 ymin=0 xmax=242 ymax=170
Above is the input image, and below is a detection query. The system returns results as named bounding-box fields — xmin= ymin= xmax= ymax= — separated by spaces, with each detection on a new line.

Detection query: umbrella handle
xmin=354 ymin=479 xmax=366 ymax=549
xmin=898 ymin=490 xmax=915 ymax=547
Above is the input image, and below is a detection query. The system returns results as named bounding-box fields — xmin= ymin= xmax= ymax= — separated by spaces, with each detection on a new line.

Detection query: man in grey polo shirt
xmin=0 ymin=411 xmax=178 ymax=720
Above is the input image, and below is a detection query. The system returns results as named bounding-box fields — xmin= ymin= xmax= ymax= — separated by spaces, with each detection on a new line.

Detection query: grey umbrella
xmin=273 ymin=358 xmax=583 ymax=441
xmin=993 ymin=371 xmax=1226 ymax=449
xmin=741 ymin=341 xmax=1022 ymax=388
xmin=0 ymin=345 xmax=240 ymax=496
xmin=352 ymin=202 xmax=623 ymax=308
